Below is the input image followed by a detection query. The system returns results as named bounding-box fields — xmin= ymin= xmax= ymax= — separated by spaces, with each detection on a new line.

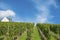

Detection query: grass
xmin=31 ymin=26 xmax=42 ymax=40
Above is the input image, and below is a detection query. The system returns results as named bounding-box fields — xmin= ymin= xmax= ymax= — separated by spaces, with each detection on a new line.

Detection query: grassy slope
xmin=31 ymin=26 xmax=41 ymax=40
xmin=0 ymin=22 xmax=59 ymax=40
xmin=17 ymin=26 xmax=42 ymax=40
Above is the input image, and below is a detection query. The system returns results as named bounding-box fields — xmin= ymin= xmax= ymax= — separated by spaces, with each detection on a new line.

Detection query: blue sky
xmin=0 ymin=0 xmax=60 ymax=24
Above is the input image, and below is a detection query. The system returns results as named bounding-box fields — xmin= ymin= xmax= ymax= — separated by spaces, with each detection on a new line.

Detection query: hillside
xmin=0 ymin=22 xmax=60 ymax=40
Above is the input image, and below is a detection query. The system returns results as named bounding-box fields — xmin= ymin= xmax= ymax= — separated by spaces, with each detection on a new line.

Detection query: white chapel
xmin=1 ymin=17 xmax=9 ymax=22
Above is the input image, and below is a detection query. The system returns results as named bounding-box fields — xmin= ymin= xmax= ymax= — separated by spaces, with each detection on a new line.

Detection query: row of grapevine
xmin=0 ymin=22 xmax=34 ymax=40
xmin=27 ymin=23 xmax=34 ymax=40
xmin=36 ymin=23 xmax=60 ymax=40
xmin=50 ymin=24 xmax=60 ymax=35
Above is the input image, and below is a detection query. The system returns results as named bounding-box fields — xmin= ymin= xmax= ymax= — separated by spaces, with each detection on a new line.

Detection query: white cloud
xmin=36 ymin=6 xmax=50 ymax=23
xmin=36 ymin=15 xmax=48 ymax=23
xmin=0 ymin=10 xmax=16 ymax=18
xmin=32 ymin=0 xmax=57 ymax=23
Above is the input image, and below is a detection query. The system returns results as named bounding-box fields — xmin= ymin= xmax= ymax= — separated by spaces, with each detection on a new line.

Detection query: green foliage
xmin=0 ymin=22 xmax=34 ymax=40
xmin=50 ymin=24 xmax=60 ymax=35
xmin=0 ymin=22 xmax=60 ymax=40
xmin=37 ymin=23 xmax=49 ymax=38
xmin=36 ymin=23 xmax=60 ymax=40
xmin=27 ymin=23 xmax=34 ymax=40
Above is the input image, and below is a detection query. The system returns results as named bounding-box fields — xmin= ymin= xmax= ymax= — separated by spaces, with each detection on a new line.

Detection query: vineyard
xmin=0 ymin=22 xmax=60 ymax=40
